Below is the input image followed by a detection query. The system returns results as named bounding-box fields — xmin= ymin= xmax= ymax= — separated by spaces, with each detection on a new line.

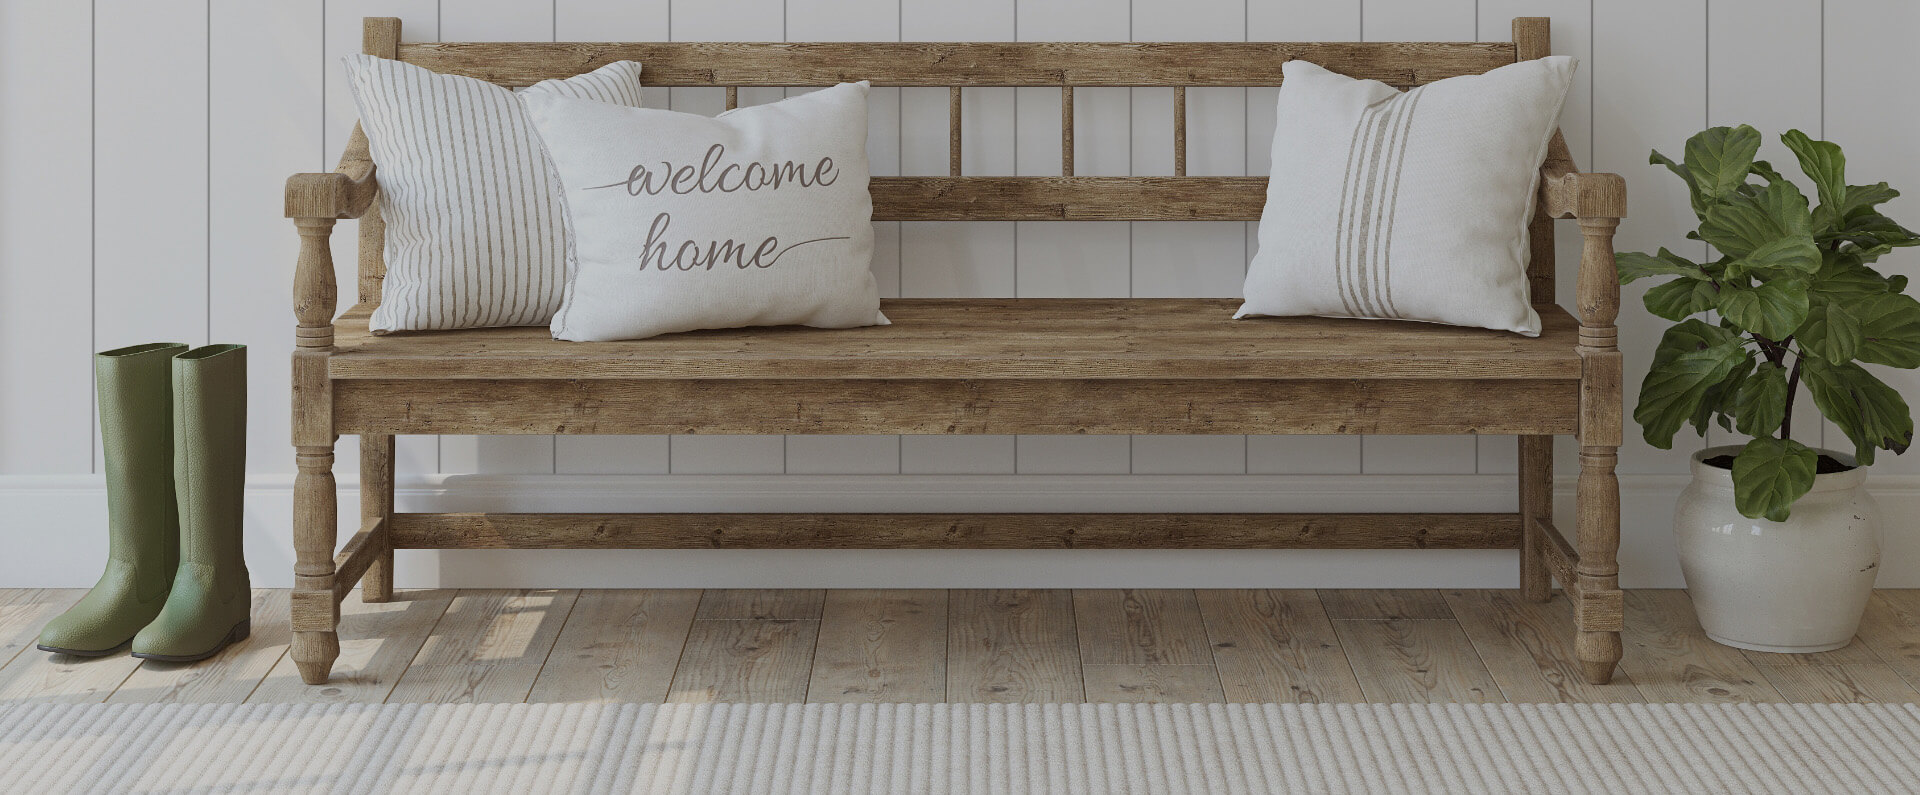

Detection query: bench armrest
xmin=285 ymin=125 xmax=379 ymax=220
xmin=1539 ymin=166 xmax=1626 ymax=222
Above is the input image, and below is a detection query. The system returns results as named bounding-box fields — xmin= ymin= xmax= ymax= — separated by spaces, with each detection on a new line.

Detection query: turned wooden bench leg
xmin=361 ymin=434 xmax=396 ymax=603
xmin=1518 ymin=435 xmax=1553 ymax=603
xmin=291 ymin=443 xmax=341 ymax=685
xmin=1576 ymin=444 xmax=1624 ymax=685
xmin=1574 ymin=216 xmax=1625 ymax=685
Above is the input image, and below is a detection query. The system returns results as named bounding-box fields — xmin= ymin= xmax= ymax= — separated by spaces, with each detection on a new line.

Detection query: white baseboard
xmin=5 ymin=472 xmax=1918 ymax=589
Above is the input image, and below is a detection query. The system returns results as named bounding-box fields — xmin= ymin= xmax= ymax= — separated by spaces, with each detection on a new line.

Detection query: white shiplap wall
xmin=2 ymin=0 xmax=1916 ymax=588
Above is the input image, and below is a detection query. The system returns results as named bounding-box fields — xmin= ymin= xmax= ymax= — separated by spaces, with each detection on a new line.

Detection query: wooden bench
xmin=284 ymin=16 xmax=1628 ymax=687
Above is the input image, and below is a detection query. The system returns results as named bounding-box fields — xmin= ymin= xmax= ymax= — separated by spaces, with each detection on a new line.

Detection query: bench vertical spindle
xmin=1172 ymin=86 xmax=1187 ymax=176
xmin=1062 ymin=85 xmax=1075 ymax=176
xmin=949 ymin=86 xmax=963 ymax=176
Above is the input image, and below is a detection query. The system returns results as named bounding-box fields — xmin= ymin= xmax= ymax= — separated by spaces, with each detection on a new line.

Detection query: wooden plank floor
xmin=4 ymin=588 xmax=1920 ymax=704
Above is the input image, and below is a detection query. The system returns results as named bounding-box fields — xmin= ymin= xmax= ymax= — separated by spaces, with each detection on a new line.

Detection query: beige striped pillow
xmin=343 ymin=54 xmax=645 ymax=333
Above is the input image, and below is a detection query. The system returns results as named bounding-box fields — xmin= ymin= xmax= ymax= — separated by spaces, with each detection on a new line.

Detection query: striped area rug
xmin=2 ymin=701 xmax=1918 ymax=793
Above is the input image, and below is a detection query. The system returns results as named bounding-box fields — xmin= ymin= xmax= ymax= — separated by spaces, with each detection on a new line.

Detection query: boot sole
xmin=37 ymin=639 xmax=131 ymax=658
xmin=130 ymin=617 xmax=250 ymax=663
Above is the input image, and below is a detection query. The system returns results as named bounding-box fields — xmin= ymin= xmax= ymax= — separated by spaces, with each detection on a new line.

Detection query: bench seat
xmin=331 ymin=298 xmax=1584 ymax=381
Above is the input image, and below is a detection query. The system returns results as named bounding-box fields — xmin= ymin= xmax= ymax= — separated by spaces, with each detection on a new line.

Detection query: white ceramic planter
xmin=1675 ymin=445 xmax=1881 ymax=653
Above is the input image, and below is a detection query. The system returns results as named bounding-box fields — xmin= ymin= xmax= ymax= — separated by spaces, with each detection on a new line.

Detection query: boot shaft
xmin=172 ymin=345 xmax=247 ymax=572
xmin=95 ymin=343 xmax=186 ymax=579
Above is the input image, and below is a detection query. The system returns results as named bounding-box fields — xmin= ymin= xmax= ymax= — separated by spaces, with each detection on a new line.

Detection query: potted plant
xmin=1620 ymin=125 xmax=1920 ymax=652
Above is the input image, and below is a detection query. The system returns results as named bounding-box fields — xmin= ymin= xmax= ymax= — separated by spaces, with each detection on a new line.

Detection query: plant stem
xmin=1780 ymin=351 xmax=1805 ymax=442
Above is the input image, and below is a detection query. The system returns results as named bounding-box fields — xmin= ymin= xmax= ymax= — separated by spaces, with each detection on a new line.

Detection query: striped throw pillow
xmin=1238 ymin=56 xmax=1575 ymax=336
xmin=343 ymin=54 xmax=645 ymax=333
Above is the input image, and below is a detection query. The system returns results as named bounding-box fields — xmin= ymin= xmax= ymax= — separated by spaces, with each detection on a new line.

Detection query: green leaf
xmin=1699 ymin=181 xmax=1814 ymax=257
xmin=1803 ymin=359 xmax=1915 ymax=466
xmin=1695 ymin=358 xmax=1755 ymax=436
xmin=1798 ymin=300 xmax=1864 ymax=362
xmin=1617 ymin=248 xmax=1707 ymax=284
xmin=1834 ymin=213 xmax=1920 ymax=249
xmin=1684 ymin=125 xmax=1763 ymax=201
xmin=1732 ymin=362 xmax=1790 ymax=438
xmin=1635 ymin=320 xmax=1751 ymax=449
xmin=1645 ymin=278 xmax=1720 ymax=321
xmin=1852 ymin=292 xmax=1920 ymax=368
xmin=1651 ymin=149 xmax=1708 ymax=216
xmin=1782 ymin=129 xmax=1847 ymax=214
xmin=1730 ymin=235 xmax=1822 ymax=278
xmin=1812 ymin=250 xmax=1900 ymax=297
xmin=1749 ymin=160 xmax=1787 ymax=185
xmin=1717 ymin=280 xmax=1810 ymax=340
xmin=1840 ymin=182 xmax=1900 ymax=221
xmin=1731 ymin=437 xmax=1818 ymax=522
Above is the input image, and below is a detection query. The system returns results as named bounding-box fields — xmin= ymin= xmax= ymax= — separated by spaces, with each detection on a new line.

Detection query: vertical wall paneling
xmin=1008 ymin=0 xmax=1133 ymax=475
xmin=92 ymin=0 xmax=210 ymax=471
xmin=549 ymin=0 xmax=675 ymax=477
xmin=1703 ymin=0 xmax=1826 ymax=456
xmin=0 ymin=1 xmax=94 ymax=474
xmin=1594 ymin=0 xmax=1707 ymax=476
xmin=323 ymin=0 xmax=439 ymax=477
xmin=1242 ymin=0 xmax=1366 ymax=477
xmin=778 ymin=0 xmax=906 ymax=476
xmin=1347 ymin=0 xmax=1481 ymax=477
xmin=662 ymin=0 xmax=794 ymax=475
xmin=208 ymin=0 xmax=324 ymax=477
xmin=897 ymin=0 xmax=1019 ymax=475
xmin=429 ymin=0 xmax=559 ymax=476
xmin=1124 ymin=0 xmax=1248 ymax=475
xmin=1825 ymin=0 xmax=1920 ymax=474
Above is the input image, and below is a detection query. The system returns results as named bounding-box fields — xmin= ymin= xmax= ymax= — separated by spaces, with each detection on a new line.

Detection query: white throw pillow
xmin=343 ymin=54 xmax=645 ymax=333
xmin=1238 ymin=57 xmax=1577 ymax=336
xmin=526 ymin=82 xmax=886 ymax=342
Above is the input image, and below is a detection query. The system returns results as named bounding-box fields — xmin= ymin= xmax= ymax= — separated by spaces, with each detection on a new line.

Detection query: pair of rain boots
xmin=36 ymin=343 xmax=251 ymax=662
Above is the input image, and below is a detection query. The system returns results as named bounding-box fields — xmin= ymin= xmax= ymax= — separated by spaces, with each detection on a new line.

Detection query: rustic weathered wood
xmin=1082 ymin=665 xmax=1225 ymax=703
xmin=1195 ymin=589 xmax=1364 ymax=703
xmin=386 ymin=589 xmax=579 ymax=703
xmin=1060 ymin=86 xmax=1074 ymax=176
xmin=1518 ymin=436 xmax=1553 ymax=602
xmin=1073 ymin=590 xmax=1212 ymax=665
xmin=283 ymin=19 xmax=1626 ymax=688
xmin=0 ymin=590 xmax=83 ymax=672
xmin=328 ymin=299 xmax=1587 ymax=382
xmin=870 ymin=176 xmax=1266 ymax=220
xmin=1171 ymin=86 xmax=1187 ymax=176
xmin=359 ymin=435 xmax=394 ymax=603
xmin=526 ymin=590 xmax=702 ymax=703
xmin=1444 ymin=589 xmax=1643 ymax=703
xmin=1334 ymin=618 xmax=1503 ymax=703
xmin=1619 ymin=590 xmax=1784 ymax=703
xmin=249 ymin=590 xmax=454 ymax=703
xmin=396 ymin=40 xmax=1518 ymax=88
xmin=949 ymin=86 xmax=962 ymax=176
xmin=388 ymin=512 xmax=1523 ymax=550
xmin=337 ymin=379 xmax=1578 ymax=437
xmin=1858 ymin=591 xmax=1920 ymax=692
xmin=947 ymin=589 xmax=1083 ymax=702
xmin=1574 ymin=213 xmax=1625 ymax=686
xmin=668 ymin=618 xmax=819 ymax=702
xmin=330 ymin=519 xmax=385 ymax=604
xmin=1755 ymin=664 xmax=1920 ymax=704
xmin=807 ymin=590 xmax=947 ymax=703
xmin=696 ymin=589 xmax=826 ymax=620
xmin=1319 ymin=589 xmax=1455 ymax=621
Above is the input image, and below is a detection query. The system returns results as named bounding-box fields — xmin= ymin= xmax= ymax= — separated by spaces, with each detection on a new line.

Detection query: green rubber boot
xmin=133 ymin=345 xmax=251 ymax=662
xmin=37 ymin=343 xmax=189 ymax=656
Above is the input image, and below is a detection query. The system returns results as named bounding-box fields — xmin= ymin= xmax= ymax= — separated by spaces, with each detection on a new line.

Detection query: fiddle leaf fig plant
xmin=1621 ymin=125 xmax=1920 ymax=522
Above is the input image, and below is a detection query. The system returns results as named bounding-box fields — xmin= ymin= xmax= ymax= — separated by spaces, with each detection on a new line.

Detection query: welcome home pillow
xmin=526 ymin=82 xmax=885 ymax=341
xmin=343 ymin=54 xmax=646 ymax=333
xmin=1238 ymin=57 xmax=1577 ymax=336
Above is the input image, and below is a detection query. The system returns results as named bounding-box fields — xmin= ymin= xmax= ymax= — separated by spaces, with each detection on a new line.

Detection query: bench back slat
xmin=395 ymin=41 xmax=1516 ymax=88
xmin=356 ymin=17 xmax=1561 ymax=307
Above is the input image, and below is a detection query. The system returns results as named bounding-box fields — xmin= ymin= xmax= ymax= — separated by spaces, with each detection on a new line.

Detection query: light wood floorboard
xmin=3 ymin=588 xmax=1920 ymax=704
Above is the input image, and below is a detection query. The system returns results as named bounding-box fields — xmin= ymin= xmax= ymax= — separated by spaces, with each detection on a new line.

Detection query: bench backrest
xmin=355 ymin=17 xmax=1561 ymax=306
